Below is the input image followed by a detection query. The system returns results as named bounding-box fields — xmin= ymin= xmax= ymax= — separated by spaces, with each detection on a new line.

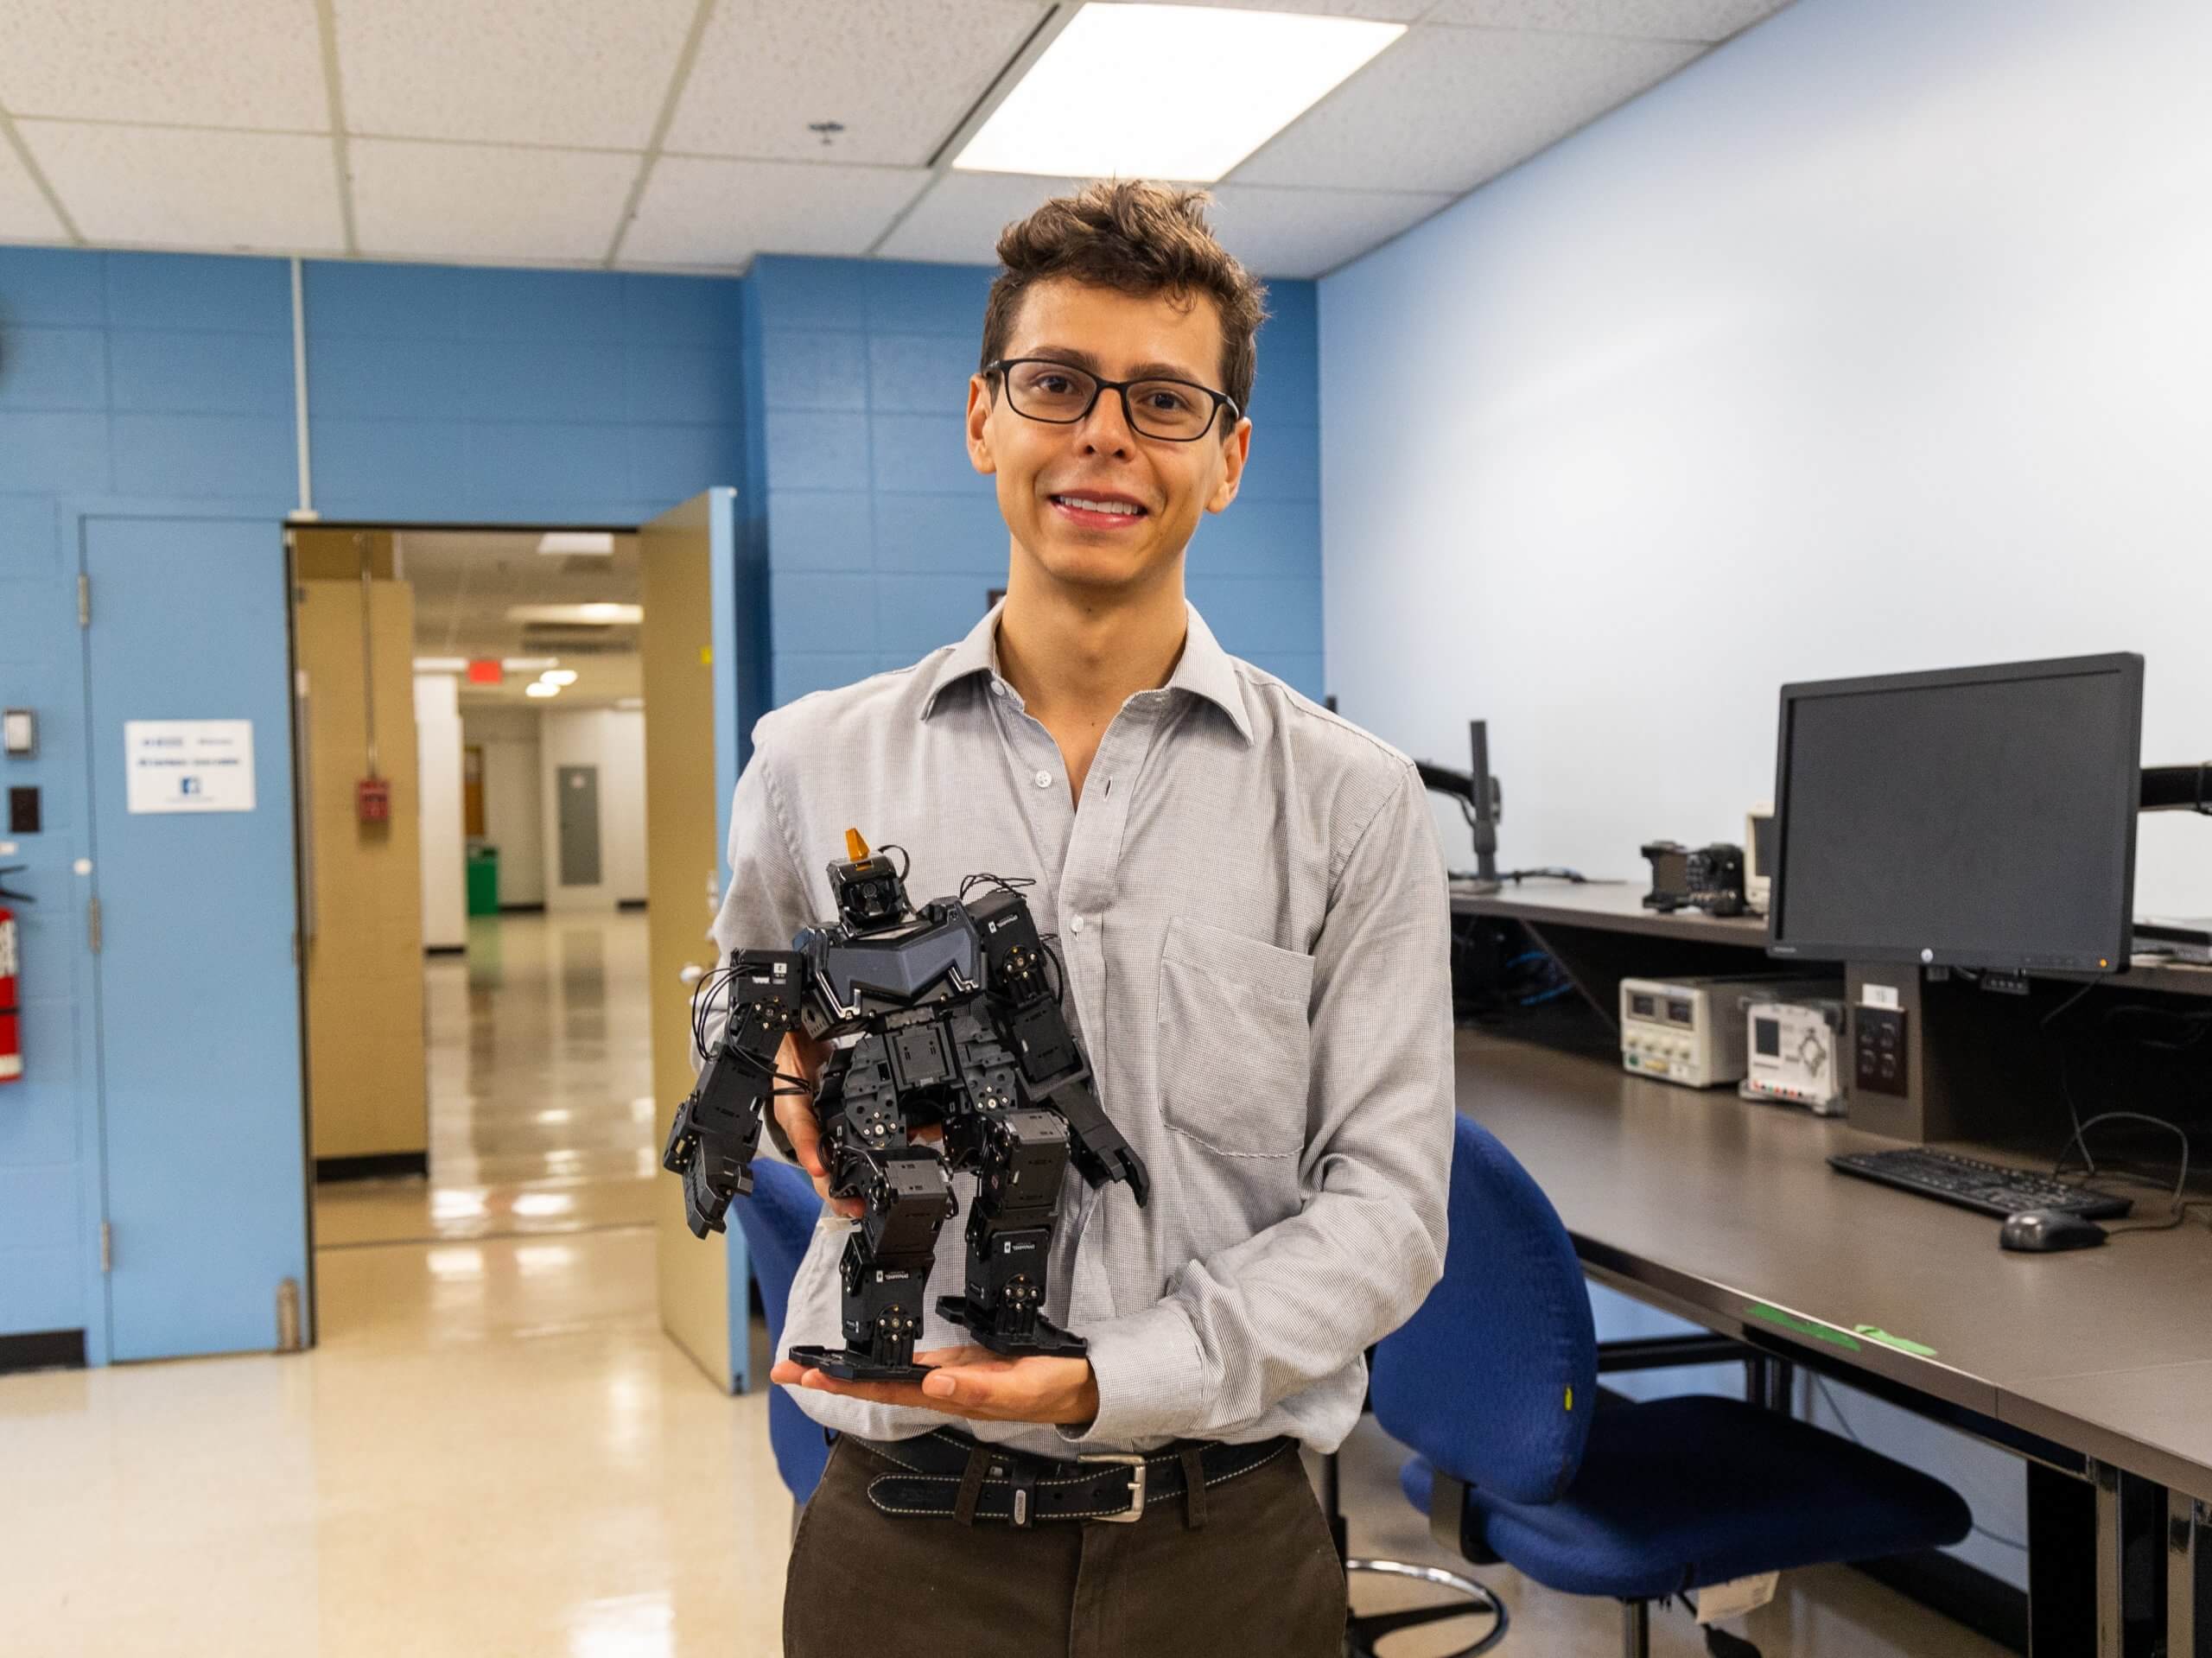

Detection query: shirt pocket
xmin=1156 ymin=915 xmax=1314 ymax=1158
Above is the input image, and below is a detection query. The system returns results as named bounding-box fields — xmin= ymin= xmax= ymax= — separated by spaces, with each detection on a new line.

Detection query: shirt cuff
xmin=1055 ymin=1301 xmax=1208 ymax=1451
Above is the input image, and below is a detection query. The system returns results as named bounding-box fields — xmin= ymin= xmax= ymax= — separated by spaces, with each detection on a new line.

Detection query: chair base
xmin=1344 ymin=1558 xmax=1508 ymax=1658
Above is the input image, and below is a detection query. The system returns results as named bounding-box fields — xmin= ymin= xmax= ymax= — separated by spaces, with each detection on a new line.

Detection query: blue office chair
xmin=731 ymin=1157 xmax=831 ymax=1504
xmin=1369 ymin=1117 xmax=1973 ymax=1657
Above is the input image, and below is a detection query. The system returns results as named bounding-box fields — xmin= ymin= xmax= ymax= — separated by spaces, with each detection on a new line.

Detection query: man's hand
xmin=770 ymin=1347 xmax=1100 ymax=1428
xmin=772 ymin=1029 xmax=862 ymax=1218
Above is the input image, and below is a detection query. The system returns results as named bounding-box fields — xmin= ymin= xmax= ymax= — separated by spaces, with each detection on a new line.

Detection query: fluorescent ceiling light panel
xmin=540 ymin=670 xmax=579 ymax=686
xmin=501 ymin=657 xmax=559 ymax=671
xmin=412 ymin=657 xmax=468 ymax=673
xmin=537 ymin=531 xmax=615 ymax=556
xmin=524 ymin=682 xmax=561 ymax=698
xmin=954 ymin=4 xmax=1403 ymax=183
xmin=505 ymin=604 xmax=644 ymax=626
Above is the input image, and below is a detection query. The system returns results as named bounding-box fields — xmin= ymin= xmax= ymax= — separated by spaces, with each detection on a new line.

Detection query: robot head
xmin=828 ymin=828 xmax=912 ymax=933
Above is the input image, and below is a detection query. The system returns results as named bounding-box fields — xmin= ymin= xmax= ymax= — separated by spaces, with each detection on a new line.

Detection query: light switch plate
xmin=2 ymin=709 xmax=33 ymax=757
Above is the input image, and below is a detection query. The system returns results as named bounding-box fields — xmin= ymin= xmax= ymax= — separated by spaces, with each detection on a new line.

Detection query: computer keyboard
xmin=1828 ymin=1147 xmax=2133 ymax=1221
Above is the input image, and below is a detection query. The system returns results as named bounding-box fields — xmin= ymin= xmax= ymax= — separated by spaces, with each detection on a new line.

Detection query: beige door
xmin=292 ymin=530 xmax=429 ymax=1170
xmin=639 ymin=492 xmax=745 ymax=1389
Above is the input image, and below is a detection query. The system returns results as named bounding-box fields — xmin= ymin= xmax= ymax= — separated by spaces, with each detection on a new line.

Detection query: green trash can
xmin=466 ymin=844 xmax=500 ymax=917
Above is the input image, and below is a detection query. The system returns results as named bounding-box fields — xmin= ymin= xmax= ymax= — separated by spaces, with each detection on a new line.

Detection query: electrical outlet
xmin=1853 ymin=1005 xmax=1908 ymax=1098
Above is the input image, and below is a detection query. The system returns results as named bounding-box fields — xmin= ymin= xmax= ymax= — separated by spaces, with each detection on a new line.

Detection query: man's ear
xmin=1205 ymin=417 xmax=1253 ymax=514
xmin=966 ymin=375 xmax=997 ymax=476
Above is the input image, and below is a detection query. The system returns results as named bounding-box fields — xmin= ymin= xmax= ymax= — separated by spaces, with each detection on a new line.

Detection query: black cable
xmin=876 ymin=842 xmax=912 ymax=880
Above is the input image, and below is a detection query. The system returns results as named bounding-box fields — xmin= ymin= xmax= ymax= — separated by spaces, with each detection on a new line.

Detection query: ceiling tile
xmin=22 ymin=123 xmax=344 ymax=251
xmin=351 ymin=138 xmax=641 ymax=262
xmin=620 ymin=157 xmax=929 ymax=269
xmin=666 ymin=0 xmax=1047 ymax=166
xmin=335 ymin=0 xmax=697 ymax=149
xmin=1230 ymin=22 xmax=1701 ymax=193
xmin=874 ymin=170 xmax=1088 ymax=266
xmin=1427 ymin=0 xmax=1789 ymax=41
xmin=1206 ymin=184 xmax=1452 ymax=279
xmin=0 ymin=134 xmax=67 ymax=242
xmin=0 ymin=0 xmax=329 ymax=131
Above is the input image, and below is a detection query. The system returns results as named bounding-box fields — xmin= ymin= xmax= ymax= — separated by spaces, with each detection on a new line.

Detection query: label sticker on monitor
xmin=1861 ymin=984 xmax=1901 ymax=1011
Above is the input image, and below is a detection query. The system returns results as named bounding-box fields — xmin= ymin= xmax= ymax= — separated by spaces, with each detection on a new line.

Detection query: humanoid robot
xmin=662 ymin=830 xmax=1149 ymax=1382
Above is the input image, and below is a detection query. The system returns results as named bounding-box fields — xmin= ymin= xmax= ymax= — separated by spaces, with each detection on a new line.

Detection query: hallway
xmin=315 ymin=911 xmax=662 ymax=1248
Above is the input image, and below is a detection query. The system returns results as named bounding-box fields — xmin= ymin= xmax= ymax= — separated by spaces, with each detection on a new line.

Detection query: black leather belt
xmin=851 ymin=1426 xmax=1295 ymax=1528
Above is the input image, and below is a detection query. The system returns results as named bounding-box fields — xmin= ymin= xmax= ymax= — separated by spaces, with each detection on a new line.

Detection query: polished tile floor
xmin=0 ymin=912 xmax=2007 ymax=1655
xmin=316 ymin=911 xmax=661 ymax=1249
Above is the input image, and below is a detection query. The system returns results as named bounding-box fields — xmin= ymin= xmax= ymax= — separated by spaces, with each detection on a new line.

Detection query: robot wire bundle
xmin=663 ymin=830 xmax=1150 ymax=1382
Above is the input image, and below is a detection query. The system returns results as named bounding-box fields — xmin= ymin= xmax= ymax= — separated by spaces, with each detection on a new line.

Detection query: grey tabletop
xmin=1454 ymin=1028 xmax=2212 ymax=1501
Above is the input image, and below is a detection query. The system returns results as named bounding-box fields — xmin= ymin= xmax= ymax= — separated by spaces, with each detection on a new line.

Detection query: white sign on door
xmin=126 ymin=720 xmax=257 ymax=814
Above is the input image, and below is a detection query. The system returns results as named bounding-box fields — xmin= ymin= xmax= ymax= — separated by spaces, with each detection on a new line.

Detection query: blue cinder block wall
xmin=0 ymin=249 xmax=300 ymax=1351
xmin=0 ymin=242 xmax=1325 ymax=1360
xmin=745 ymin=256 xmax=1325 ymax=705
xmin=0 ymin=249 xmax=753 ymax=1356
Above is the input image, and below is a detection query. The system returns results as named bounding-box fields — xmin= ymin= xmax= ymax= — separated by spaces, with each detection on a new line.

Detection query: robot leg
xmin=786 ymin=1035 xmax=959 ymax=1382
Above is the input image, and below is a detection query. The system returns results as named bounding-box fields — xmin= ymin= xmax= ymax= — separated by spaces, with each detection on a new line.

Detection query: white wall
xmin=1309 ymin=0 xmax=2212 ymax=1591
xmin=464 ymin=706 xmax=546 ymax=909
xmin=1320 ymin=0 xmax=2212 ymax=918
xmin=412 ymin=673 xmax=466 ymax=950
xmin=538 ymin=707 xmax=649 ymax=913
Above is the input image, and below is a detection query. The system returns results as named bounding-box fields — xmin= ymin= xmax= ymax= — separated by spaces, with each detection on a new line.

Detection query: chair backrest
xmin=1370 ymin=1115 xmax=1598 ymax=1507
xmin=732 ymin=1157 xmax=829 ymax=1502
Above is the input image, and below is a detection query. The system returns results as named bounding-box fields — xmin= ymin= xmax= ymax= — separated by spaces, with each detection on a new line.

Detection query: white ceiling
xmin=404 ymin=530 xmax=643 ymax=708
xmin=0 ymin=0 xmax=1790 ymax=282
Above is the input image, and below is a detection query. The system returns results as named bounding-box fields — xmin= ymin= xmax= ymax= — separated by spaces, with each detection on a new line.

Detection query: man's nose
xmin=1075 ymin=387 xmax=1136 ymax=456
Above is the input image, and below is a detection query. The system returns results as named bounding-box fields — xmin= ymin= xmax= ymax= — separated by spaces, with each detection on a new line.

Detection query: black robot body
xmin=661 ymin=833 xmax=1148 ymax=1382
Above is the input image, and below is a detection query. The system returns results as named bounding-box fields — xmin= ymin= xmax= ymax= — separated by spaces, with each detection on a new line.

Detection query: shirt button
xmin=1069 ymin=915 xmax=1085 ymax=934
xmin=1033 ymin=770 xmax=1052 ymax=789
xmin=989 ymin=682 xmax=1005 ymax=697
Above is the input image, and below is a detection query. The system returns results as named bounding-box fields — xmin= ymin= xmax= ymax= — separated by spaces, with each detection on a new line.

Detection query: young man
xmin=706 ymin=181 xmax=1452 ymax=1656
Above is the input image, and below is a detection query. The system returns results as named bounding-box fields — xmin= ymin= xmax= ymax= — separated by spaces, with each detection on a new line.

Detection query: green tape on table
xmin=1746 ymin=1303 xmax=1862 ymax=1351
xmin=1853 ymin=1325 xmax=1938 ymax=1357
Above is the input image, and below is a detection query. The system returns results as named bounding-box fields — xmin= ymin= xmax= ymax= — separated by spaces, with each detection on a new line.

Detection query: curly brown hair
xmin=980 ymin=179 xmax=1268 ymax=423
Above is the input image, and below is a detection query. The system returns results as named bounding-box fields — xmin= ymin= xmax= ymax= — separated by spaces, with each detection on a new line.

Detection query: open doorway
xmin=298 ymin=526 xmax=658 ymax=1256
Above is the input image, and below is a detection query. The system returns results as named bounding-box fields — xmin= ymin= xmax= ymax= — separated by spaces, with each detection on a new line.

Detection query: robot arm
xmin=964 ymin=886 xmax=1150 ymax=1208
xmin=661 ymin=949 xmax=810 ymax=1237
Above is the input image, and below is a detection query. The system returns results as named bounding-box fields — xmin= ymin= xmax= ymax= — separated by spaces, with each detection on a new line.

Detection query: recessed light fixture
xmin=524 ymin=682 xmax=560 ymax=699
xmin=537 ymin=531 xmax=615 ymax=556
xmin=615 ymin=697 xmax=645 ymax=711
xmin=506 ymin=603 xmax=643 ymax=626
xmin=540 ymin=669 xmax=579 ymax=686
xmin=954 ymin=3 xmax=1402 ymax=182
xmin=502 ymin=656 xmax=560 ymax=671
xmin=412 ymin=656 xmax=468 ymax=673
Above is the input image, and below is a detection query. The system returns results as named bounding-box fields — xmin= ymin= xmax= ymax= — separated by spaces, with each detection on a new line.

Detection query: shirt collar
xmin=919 ymin=599 xmax=1254 ymax=746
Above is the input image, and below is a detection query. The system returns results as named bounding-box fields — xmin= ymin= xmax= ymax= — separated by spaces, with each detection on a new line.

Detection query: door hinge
xmin=77 ymin=573 xmax=90 ymax=628
xmin=87 ymin=895 xmax=102 ymax=954
xmin=99 ymin=1223 xmax=112 ymax=1274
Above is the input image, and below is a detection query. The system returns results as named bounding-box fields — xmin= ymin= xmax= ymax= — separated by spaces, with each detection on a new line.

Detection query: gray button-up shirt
xmin=703 ymin=601 xmax=1452 ymax=1458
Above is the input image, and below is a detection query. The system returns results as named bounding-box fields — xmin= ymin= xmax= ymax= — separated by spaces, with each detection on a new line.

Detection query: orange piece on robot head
xmin=845 ymin=828 xmax=870 ymax=863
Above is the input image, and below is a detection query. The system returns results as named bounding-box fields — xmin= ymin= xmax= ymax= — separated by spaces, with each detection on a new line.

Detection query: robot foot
xmin=786 ymin=1344 xmax=935 ymax=1384
xmin=933 ymin=1297 xmax=1090 ymax=1358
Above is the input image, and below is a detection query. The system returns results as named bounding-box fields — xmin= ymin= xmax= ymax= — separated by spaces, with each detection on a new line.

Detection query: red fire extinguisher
xmin=0 ymin=882 xmax=22 ymax=1085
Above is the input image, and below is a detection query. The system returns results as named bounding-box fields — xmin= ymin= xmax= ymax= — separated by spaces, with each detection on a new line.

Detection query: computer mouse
xmin=1999 ymin=1209 xmax=2108 ymax=1252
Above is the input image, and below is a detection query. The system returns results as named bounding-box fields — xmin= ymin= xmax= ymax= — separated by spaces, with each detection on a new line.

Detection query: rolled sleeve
xmin=691 ymin=714 xmax=817 ymax=1071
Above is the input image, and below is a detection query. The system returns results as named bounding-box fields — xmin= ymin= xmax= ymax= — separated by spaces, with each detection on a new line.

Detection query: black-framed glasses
xmin=984 ymin=358 xmax=1239 ymax=442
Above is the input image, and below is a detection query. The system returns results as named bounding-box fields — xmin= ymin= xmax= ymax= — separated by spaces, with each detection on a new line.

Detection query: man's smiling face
xmin=967 ymin=277 xmax=1251 ymax=598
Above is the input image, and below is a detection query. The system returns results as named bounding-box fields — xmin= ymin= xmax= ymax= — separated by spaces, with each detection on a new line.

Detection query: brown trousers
xmin=784 ymin=1436 xmax=1348 ymax=1657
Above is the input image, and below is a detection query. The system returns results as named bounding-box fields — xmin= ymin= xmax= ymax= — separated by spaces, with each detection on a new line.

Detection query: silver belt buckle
xmin=1078 ymin=1452 xmax=1147 ymax=1522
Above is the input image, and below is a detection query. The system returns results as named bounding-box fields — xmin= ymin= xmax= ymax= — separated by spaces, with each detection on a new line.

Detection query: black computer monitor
xmin=1768 ymin=653 xmax=2143 ymax=975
